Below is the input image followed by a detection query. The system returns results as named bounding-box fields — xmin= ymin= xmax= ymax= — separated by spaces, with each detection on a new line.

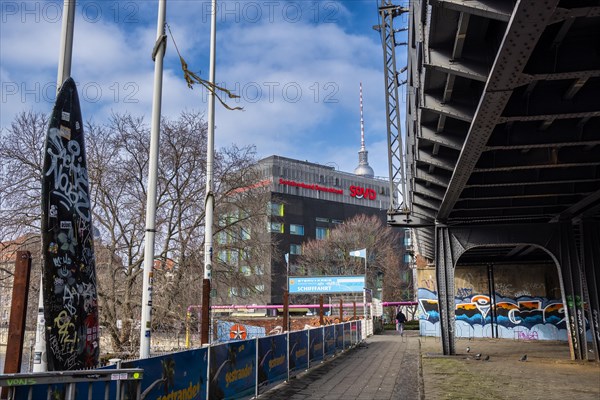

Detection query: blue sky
xmin=1 ymin=0 xmax=409 ymax=177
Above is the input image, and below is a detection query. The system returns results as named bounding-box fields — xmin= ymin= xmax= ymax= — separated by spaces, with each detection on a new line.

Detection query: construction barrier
xmin=3 ymin=320 xmax=366 ymax=400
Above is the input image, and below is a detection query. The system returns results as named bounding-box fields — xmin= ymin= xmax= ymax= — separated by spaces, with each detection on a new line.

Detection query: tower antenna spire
xmin=354 ymin=82 xmax=375 ymax=178
xmin=360 ymin=82 xmax=366 ymax=150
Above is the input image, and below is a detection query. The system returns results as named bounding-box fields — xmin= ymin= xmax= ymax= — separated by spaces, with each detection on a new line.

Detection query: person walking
xmin=396 ymin=308 xmax=407 ymax=336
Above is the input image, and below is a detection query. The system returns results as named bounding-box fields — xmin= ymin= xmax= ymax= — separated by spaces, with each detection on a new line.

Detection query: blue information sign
xmin=288 ymin=276 xmax=365 ymax=294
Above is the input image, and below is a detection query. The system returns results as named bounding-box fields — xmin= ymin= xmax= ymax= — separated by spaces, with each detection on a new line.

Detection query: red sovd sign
xmin=349 ymin=185 xmax=376 ymax=200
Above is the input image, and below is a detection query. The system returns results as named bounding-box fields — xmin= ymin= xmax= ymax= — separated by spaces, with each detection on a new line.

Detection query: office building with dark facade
xmin=245 ymin=154 xmax=400 ymax=305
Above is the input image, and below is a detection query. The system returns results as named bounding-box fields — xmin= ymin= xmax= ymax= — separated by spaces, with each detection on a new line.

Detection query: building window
xmin=316 ymin=227 xmax=329 ymax=240
xmin=315 ymin=217 xmax=329 ymax=223
xmin=217 ymin=231 xmax=228 ymax=245
xmin=331 ymin=219 xmax=343 ymax=224
xmin=228 ymin=287 xmax=238 ymax=297
xmin=290 ymin=224 xmax=304 ymax=235
xmin=269 ymin=202 xmax=284 ymax=216
xmin=254 ymin=266 xmax=264 ymax=275
xmin=240 ymin=227 xmax=251 ymax=240
xmin=404 ymin=236 xmax=412 ymax=246
xmin=403 ymin=254 xmax=412 ymax=263
xmin=255 ymin=284 xmax=265 ymax=293
xmin=269 ymin=221 xmax=284 ymax=233
xmin=290 ymin=244 xmax=302 ymax=255
xmin=240 ymin=266 xmax=252 ymax=276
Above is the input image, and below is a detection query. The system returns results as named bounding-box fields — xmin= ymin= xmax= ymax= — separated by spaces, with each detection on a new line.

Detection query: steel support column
xmin=435 ymin=225 xmax=456 ymax=355
xmin=581 ymin=218 xmax=600 ymax=361
xmin=558 ymin=223 xmax=588 ymax=360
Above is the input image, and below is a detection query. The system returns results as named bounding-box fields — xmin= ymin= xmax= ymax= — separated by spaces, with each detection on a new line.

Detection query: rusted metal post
xmin=339 ymin=299 xmax=343 ymax=322
xmin=201 ymin=279 xmax=210 ymax=345
xmin=283 ymin=290 xmax=289 ymax=331
xmin=319 ymin=295 xmax=324 ymax=325
xmin=3 ymin=251 xmax=31 ymax=379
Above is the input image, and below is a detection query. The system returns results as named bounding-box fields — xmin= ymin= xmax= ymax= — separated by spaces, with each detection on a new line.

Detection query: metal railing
xmin=0 ymin=368 xmax=143 ymax=400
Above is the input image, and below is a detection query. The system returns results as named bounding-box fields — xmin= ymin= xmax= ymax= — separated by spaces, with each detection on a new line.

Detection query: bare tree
xmin=0 ymin=111 xmax=48 ymax=331
xmin=297 ymin=214 xmax=409 ymax=302
xmin=1 ymin=110 xmax=275 ymax=354
xmin=212 ymin=162 xmax=275 ymax=305
xmin=0 ymin=111 xmax=47 ymax=240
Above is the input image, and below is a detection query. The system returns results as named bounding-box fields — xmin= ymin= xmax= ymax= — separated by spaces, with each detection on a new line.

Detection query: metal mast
xmin=140 ymin=0 xmax=167 ymax=358
xmin=374 ymin=1 xmax=409 ymax=215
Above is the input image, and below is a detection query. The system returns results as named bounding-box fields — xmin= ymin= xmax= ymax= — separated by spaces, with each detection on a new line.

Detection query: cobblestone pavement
xmin=258 ymin=330 xmax=419 ymax=400
xmin=258 ymin=330 xmax=600 ymax=400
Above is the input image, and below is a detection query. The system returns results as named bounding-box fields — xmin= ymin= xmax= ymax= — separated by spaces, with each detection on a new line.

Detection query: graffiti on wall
xmin=417 ymin=288 xmax=578 ymax=341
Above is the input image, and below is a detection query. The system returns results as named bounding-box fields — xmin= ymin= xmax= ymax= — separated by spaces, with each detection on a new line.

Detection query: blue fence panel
xmin=257 ymin=334 xmax=288 ymax=395
xmin=288 ymin=330 xmax=308 ymax=377
xmin=357 ymin=320 xmax=363 ymax=341
xmin=351 ymin=321 xmax=358 ymax=345
xmin=209 ymin=340 xmax=256 ymax=399
xmin=344 ymin=323 xmax=351 ymax=349
xmin=324 ymin=325 xmax=336 ymax=359
xmin=123 ymin=348 xmax=206 ymax=400
xmin=308 ymin=327 xmax=324 ymax=366
xmin=335 ymin=323 xmax=344 ymax=351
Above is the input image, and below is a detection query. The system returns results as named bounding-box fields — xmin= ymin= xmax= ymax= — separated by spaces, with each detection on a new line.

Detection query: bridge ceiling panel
xmin=400 ymin=0 xmax=600 ymax=259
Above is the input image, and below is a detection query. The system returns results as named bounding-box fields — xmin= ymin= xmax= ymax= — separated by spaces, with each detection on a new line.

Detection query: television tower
xmin=354 ymin=82 xmax=375 ymax=178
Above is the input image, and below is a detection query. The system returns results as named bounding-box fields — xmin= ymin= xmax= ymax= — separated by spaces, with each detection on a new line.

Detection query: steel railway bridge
xmin=377 ymin=0 xmax=600 ymax=360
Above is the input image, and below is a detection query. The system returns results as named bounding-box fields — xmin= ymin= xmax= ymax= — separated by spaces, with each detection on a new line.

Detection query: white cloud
xmin=1 ymin=1 xmax=402 ymax=179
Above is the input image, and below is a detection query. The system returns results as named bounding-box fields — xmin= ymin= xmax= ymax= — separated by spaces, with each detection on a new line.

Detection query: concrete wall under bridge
xmin=416 ymin=263 xmax=586 ymax=342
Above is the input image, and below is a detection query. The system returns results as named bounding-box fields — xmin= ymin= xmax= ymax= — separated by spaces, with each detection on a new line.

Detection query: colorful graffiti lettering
xmin=516 ymin=330 xmax=539 ymax=340
xmin=417 ymin=288 xmax=574 ymax=341
xmin=53 ymin=310 xmax=77 ymax=351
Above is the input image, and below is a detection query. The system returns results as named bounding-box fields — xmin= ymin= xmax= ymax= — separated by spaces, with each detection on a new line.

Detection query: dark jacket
xmin=396 ymin=311 xmax=406 ymax=323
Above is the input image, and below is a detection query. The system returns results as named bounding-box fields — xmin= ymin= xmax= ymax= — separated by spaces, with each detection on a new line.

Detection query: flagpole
xmin=56 ymin=0 xmax=75 ymax=87
xmin=201 ymin=0 xmax=217 ymax=346
xmin=140 ymin=0 xmax=167 ymax=358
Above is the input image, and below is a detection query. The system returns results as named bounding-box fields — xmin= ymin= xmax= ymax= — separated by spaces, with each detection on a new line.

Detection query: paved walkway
xmin=259 ymin=330 xmax=420 ymax=400
xmin=259 ymin=330 xmax=600 ymax=400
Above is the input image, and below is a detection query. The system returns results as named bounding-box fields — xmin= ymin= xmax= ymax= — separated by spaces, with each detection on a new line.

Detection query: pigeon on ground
xmin=483 ymin=355 xmax=490 ymax=361
xmin=475 ymin=353 xmax=482 ymax=358
xmin=466 ymin=346 xmax=471 ymax=353
xmin=519 ymin=354 xmax=527 ymax=362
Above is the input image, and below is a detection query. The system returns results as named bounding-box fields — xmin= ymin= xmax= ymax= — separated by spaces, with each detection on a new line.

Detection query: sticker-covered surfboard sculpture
xmin=41 ymin=77 xmax=100 ymax=370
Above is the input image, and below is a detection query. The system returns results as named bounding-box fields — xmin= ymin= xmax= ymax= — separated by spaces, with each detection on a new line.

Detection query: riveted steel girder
xmin=433 ymin=0 xmax=512 ymax=21
xmin=437 ymin=0 xmax=562 ymax=220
